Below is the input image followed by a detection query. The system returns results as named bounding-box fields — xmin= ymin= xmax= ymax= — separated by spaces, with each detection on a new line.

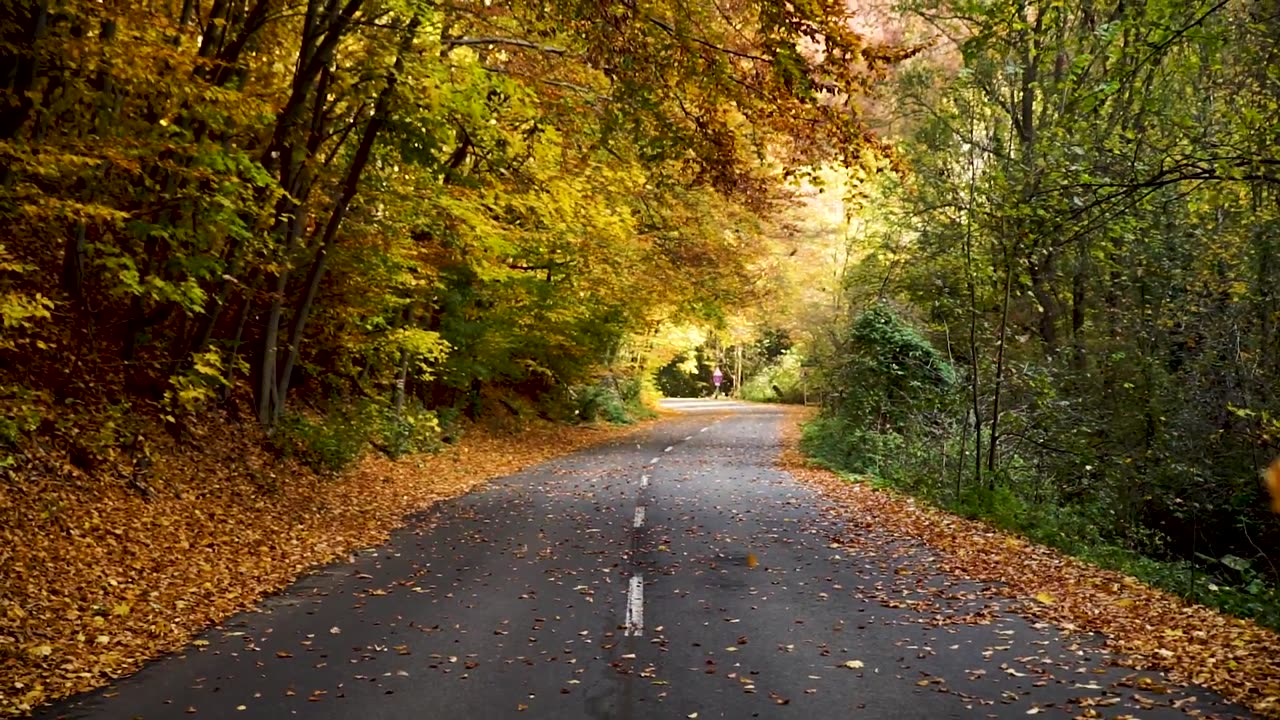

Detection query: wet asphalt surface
xmin=40 ymin=400 xmax=1251 ymax=719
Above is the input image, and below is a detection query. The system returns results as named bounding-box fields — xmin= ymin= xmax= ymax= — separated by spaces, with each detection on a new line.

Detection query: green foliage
xmin=655 ymin=350 xmax=715 ymax=397
xmin=436 ymin=406 xmax=464 ymax=444
xmin=0 ymin=386 xmax=45 ymax=449
xmin=741 ymin=349 xmax=805 ymax=403
xmin=0 ymin=244 xmax=52 ymax=351
xmin=273 ymin=407 xmax=373 ymax=475
xmin=788 ymin=0 xmax=1280 ymax=628
xmin=377 ymin=405 xmax=443 ymax=459
xmin=162 ymin=350 xmax=237 ymax=420
xmin=0 ymin=0 xmax=891 ymax=455
xmin=801 ymin=415 xmax=1280 ymax=630
xmin=273 ymin=398 xmax=447 ymax=472
xmin=571 ymin=385 xmax=631 ymax=425
xmin=829 ymin=304 xmax=957 ymax=429
xmin=567 ymin=378 xmax=653 ymax=425
xmin=802 ymin=415 xmax=932 ymax=483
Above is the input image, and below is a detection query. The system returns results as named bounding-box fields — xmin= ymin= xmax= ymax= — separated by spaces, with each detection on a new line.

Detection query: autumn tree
xmin=0 ymin=0 xmax=905 ymax=464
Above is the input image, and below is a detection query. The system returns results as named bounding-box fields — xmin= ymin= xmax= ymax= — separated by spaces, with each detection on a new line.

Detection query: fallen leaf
xmin=777 ymin=413 xmax=1280 ymax=719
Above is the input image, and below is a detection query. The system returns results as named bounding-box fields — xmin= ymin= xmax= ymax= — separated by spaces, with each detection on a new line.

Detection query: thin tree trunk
xmin=963 ymin=94 xmax=983 ymax=490
xmin=733 ymin=343 xmax=742 ymax=398
xmin=62 ymin=221 xmax=87 ymax=299
xmin=254 ymin=1 xmax=371 ymax=425
xmin=222 ymin=287 xmax=256 ymax=403
xmin=1070 ymin=243 xmax=1088 ymax=371
xmin=393 ymin=349 xmax=410 ymax=414
xmin=194 ymin=60 xmax=333 ymax=361
xmin=256 ymin=215 xmax=305 ymax=424
xmin=273 ymin=13 xmax=421 ymax=421
xmin=1029 ymin=252 xmax=1061 ymax=351
xmin=61 ymin=14 xmax=119 ymax=302
xmin=986 ymin=250 xmax=1014 ymax=477
xmin=957 ymin=407 xmax=970 ymax=501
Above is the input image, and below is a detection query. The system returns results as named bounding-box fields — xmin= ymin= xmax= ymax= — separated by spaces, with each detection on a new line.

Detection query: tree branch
xmin=645 ymin=16 xmax=771 ymax=63
xmin=442 ymin=36 xmax=567 ymax=54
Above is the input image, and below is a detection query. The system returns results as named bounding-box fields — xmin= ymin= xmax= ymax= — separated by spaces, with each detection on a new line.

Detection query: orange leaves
xmin=778 ymin=412 xmax=1280 ymax=719
xmin=0 ymin=417 xmax=646 ymax=717
xmin=1265 ymin=458 xmax=1280 ymax=514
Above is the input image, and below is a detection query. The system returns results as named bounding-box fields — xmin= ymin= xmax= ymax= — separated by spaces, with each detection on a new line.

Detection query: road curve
xmin=39 ymin=401 xmax=1250 ymax=719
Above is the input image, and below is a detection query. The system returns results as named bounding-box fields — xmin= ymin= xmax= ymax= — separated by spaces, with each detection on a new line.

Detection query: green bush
xmin=436 ymin=406 xmax=464 ymax=443
xmin=831 ymin=303 xmax=957 ymax=429
xmin=273 ymin=407 xmax=369 ymax=474
xmin=801 ymin=415 xmax=941 ymax=485
xmin=573 ymin=384 xmax=630 ymax=423
xmin=654 ymin=349 xmax=715 ymax=397
xmin=741 ymin=349 xmax=805 ymax=403
xmin=274 ymin=399 xmax=449 ymax=471
xmin=568 ymin=377 xmax=653 ymax=425
xmin=615 ymin=376 xmax=644 ymax=405
xmin=0 ymin=385 xmax=45 ymax=449
xmin=799 ymin=414 xmax=1280 ymax=630
xmin=377 ymin=404 xmax=442 ymax=458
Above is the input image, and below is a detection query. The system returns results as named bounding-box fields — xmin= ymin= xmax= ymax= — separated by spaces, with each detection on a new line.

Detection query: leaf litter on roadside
xmin=777 ymin=408 xmax=1280 ymax=718
xmin=0 ymin=418 xmax=651 ymax=717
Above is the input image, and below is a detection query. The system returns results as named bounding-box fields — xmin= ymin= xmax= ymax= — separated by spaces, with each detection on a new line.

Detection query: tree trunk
xmin=963 ymin=96 xmax=983 ymax=489
xmin=986 ymin=250 xmax=1014 ymax=477
xmin=256 ymin=215 xmax=305 ymax=424
xmin=1070 ymin=243 xmax=1088 ymax=371
xmin=272 ymin=13 xmax=422 ymax=422
xmin=733 ymin=343 xmax=742 ymax=398
xmin=393 ymin=349 xmax=410 ymax=414
xmin=62 ymin=221 xmax=87 ymax=299
xmin=1029 ymin=251 xmax=1061 ymax=352
xmin=253 ymin=0 xmax=372 ymax=425
xmin=221 ymin=286 xmax=256 ymax=403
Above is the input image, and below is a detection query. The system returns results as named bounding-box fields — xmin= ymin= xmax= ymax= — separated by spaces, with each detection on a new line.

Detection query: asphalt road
xmin=40 ymin=400 xmax=1251 ymax=719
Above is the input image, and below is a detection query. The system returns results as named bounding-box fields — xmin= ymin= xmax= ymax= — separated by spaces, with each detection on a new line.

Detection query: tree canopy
xmin=0 ymin=0 xmax=905 ymax=444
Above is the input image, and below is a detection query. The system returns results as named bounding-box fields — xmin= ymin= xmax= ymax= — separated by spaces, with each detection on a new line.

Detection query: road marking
xmin=633 ymin=506 xmax=645 ymax=528
xmin=649 ymin=457 xmax=659 ymax=464
xmin=684 ymin=435 xmax=693 ymax=441
xmin=700 ymin=427 xmax=710 ymax=432
xmin=625 ymin=574 xmax=644 ymax=636
xmin=640 ymin=474 xmax=649 ymax=488
xmin=663 ymin=445 xmax=674 ymax=453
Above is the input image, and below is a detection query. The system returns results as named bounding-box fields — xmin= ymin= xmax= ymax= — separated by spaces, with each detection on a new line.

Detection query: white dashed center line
xmin=640 ymin=474 xmax=649 ymax=488
xmin=625 ymin=575 xmax=644 ymax=636
xmin=649 ymin=457 xmax=660 ymax=464
xmin=700 ymin=426 xmax=710 ymax=432
xmin=633 ymin=506 xmax=645 ymax=528
xmin=663 ymin=445 xmax=674 ymax=453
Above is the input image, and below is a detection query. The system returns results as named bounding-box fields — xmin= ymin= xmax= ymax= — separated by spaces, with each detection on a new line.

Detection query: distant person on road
xmin=712 ymin=367 xmax=723 ymax=398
